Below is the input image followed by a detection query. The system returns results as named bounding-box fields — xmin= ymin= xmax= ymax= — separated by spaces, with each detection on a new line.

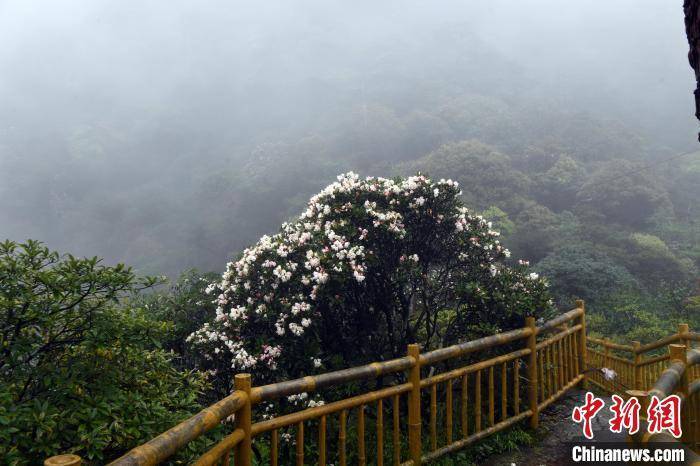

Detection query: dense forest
xmin=3 ymin=4 xmax=698 ymax=338
xmin=1 ymin=0 xmax=699 ymax=463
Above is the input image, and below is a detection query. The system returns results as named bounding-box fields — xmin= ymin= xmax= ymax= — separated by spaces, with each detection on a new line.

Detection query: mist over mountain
xmin=1 ymin=0 xmax=696 ymax=276
xmin=3 ymin=3 xmax=700 ymax=463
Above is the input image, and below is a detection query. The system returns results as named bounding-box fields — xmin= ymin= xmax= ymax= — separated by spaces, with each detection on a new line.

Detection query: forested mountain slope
xmin=1 ymin=1 xmax=698 ymax=341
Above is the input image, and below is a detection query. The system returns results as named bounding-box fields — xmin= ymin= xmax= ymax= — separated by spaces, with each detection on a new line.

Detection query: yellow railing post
xmin=625 ymin=389 xmax=648 ymax=447
xmin=632 ymin=341 xmax=642 ymax=391
xmin=669 ymin=344 xmax=690 ymax=445
xmin=44 ymin=455 xmax=81 ymax=466
xmin=525 ymin=316 xmax=539 ymax=429
xmin=235 ymin=374 xmax=252 ymax=466
xmin=408 ymin=343 xmax=422 ymax=466
xmin=47 ymin=307 xmax=624 ymax=465
xmin=576 ymin=299 xmax=588 ymax=390
xmin=679 ymin=323 xmax=689 ymax=349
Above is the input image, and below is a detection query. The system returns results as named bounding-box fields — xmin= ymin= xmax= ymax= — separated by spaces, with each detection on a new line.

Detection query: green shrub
xmin=0 ymin=240 xmax=208 ymax=464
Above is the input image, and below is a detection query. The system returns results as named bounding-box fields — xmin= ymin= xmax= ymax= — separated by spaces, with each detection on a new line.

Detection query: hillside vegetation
xmin=3 ymin=45 xmax=699 ymax=342
xmin=2 ymin=3 xmax=699 ymax=462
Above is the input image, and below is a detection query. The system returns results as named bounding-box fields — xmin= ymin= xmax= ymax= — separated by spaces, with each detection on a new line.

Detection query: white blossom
xmin=189 ymin=171 xmax=546 ymax=380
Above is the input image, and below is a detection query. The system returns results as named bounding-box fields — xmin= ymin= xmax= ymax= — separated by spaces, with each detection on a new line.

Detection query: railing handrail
xmin=588 ymin=332 xmax=692 ymax=356
xmin=250 ymin=356 xmax=414 ymax=404
xmin=636 ymin=333 xmax=683 ymax=354
xmin=621 ymin=342 xmax=699 ymax=457
xmin=587 ymin=327 xmax=700 ymax=358
xmin=54 ymin=305 xmax=697 ymax=466
xmin=251 ymin=383 xmax=412 ymax=436
xmin=249 ymin=307 xmax=582 ymax=402
xmin=587 ymin=347 xmax=632 ymax=364
xmin=419 ymin=326 xmax=533 ymax=366
xmin=587 ymin=336 xmax=635 ymax=352
xmin=647 ymin=352 xmax=688 ymax=399
xmin=106 ymin=391 xmax=248 ymax=466
xmin=421 ymin=348 xmax=531 ymax=388
xmin=52 ymin=305 xmax=588 ymax=466
xmin=587 ymin=325 xmax=699 ymax=397
xmin=536 ymin=307 xmax=583 ymax=335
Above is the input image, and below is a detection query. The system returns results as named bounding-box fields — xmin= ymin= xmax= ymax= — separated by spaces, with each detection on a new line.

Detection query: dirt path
xmin=483 ymin=388 xmax=700 ymax=466
xmin=483 ymin=389 xmax=624 ymax=466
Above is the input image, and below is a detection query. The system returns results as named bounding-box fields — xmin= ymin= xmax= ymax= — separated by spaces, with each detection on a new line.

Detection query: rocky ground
xmin=483 ymin=389 xmax=624 ymax=466
xmin=482 ymin=388 xmax=700 ymax=466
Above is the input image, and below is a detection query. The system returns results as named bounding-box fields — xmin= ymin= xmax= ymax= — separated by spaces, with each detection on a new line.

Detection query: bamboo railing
xmin=47 ymin=301 xmax=589 ymax=466
xmin=622 ymin=345 xmax=700 ymax=456
xmin=586 ymin=324 xmax=700 ymax=394
xmin=586 ymin=325 xmax=700 ymax=455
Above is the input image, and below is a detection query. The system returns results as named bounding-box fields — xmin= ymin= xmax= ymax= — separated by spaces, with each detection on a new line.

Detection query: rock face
xmin=685 ymin=0 xmax=700 ymax=140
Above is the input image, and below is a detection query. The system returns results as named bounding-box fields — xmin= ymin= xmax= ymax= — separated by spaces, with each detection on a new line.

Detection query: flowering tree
xmin=189 ymin=173 xmax=553 ymax=389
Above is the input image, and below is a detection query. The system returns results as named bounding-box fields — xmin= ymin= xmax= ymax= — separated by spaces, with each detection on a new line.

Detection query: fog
xmin=1 ymin=0 xmax=696 ymax=276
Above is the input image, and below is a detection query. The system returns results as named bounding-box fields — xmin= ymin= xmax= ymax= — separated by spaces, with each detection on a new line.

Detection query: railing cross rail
xmin=47 ymin=301 xmax=699 ymax=464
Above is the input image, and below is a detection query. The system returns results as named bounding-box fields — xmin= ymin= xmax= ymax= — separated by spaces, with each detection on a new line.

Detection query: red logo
xmin=572 ymin=392 xmax=605 ymax=439
xmin=572 ymin=392 xmax=683 ymax=439
xmin=608 ymin=394 xmax=641 ymax=435
xmin=647 ymin=395 xmax=682 ymax=438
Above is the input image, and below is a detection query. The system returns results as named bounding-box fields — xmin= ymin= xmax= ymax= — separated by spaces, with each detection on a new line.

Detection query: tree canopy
xmin=0 ymin=241 xmax=209 ymax=463
xmin=189 ymin=173 xmax=553 ymax=389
